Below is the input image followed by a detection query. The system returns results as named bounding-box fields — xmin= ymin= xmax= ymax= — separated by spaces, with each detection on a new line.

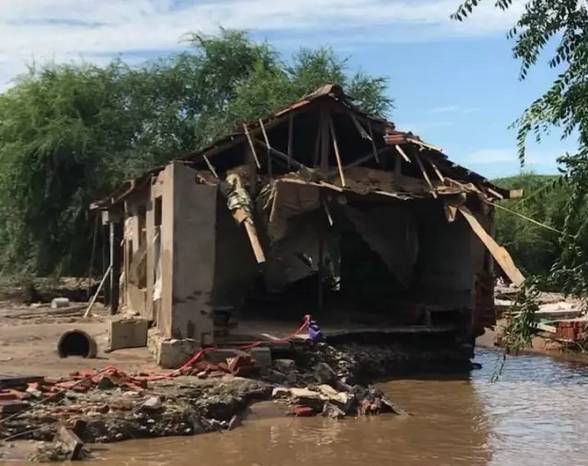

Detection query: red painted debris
xmin=291 ymin=405 xmax=317 ymax=417
xmin=556 ymin=321 xmax=588 ymax=342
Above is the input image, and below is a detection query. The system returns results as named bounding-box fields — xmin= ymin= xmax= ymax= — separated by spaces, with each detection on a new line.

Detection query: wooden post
xmin=287 ymin=114 xmax=294 ymax=170
xmin=368 ymin=121 xmax=380 ymax=164
xmin=328 ymin=114 xmax=346 ymax=187
xmin=242 ymin=124 xmax=261 ymax=169
xmin=259 ymin=119 xmax=272 ymax=177
xmin=320 ymin=109 xmax=330 ymax=171
xmin=108 ymin=221 xmax=121 ymax=315
xmin=414 ymin=152 xmax=437 ymax=199
xmin=428 ymin=158 xmax=445 ymax=183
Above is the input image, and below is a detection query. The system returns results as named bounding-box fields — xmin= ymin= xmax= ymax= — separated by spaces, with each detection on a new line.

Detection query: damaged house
xmin=93 ymin=84 xmax=523 ymax=364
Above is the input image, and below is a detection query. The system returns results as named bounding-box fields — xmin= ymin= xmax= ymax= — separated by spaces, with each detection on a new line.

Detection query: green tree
xmin=0 ymin=30 xmax=392 ymax=277
xmin=453 ymin=0 xmax=588 ymax=295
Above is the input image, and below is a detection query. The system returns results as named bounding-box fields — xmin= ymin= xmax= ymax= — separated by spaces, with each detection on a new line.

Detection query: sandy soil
xmin=0 ymin=302 xmax=157 ymax=378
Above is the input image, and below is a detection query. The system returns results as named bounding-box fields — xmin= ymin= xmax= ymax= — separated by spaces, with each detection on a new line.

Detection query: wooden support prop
xmin=320 ymin=110 xmax=330 ymax=172
xmin=259 ymin=119 xmax=272 ymax=177
xmin=202 ymin=154 xmax=219 ymax=179
xmin=242 ymin=124 xmax=261 ymax=169
xmin=253 ymin=139 xmax=307 ymax=172
xmin=328 ymin=114 xmax=346 ymax=187
xmin=368 ymin=121 xmax=380 ymax=164
xmin=243 ymin=220 xmax=266 ymax=264
xmin=486 ymin=187 xmax=504 ymax=200
xmin=349 ymin=112 xmax=371 ymax=140
xmin=458 ymin=206 xmax=525 ymax=287
xmin=84 ymin=264 xmax=112 ymax=318
xmin=414 ymin=153 xmax=437 ymax=199
xmin=427 ymin=158 xmax=445 ymax=183
xmin=394 ymin=144 xmax=411 ymax=163
xmin=287 ymin=113 xmax=294 ymax=169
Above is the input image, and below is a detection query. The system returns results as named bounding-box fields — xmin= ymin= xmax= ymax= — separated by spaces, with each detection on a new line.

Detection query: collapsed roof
xmin=93 ymin=83 xmax=520 ymax=211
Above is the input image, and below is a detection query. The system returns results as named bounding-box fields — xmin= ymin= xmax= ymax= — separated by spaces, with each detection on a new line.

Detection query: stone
xmin=109 ymin=317 xmax=149 ymax=351
xmin=273 ymin=359 xmax=296 ymax=373
xmin=322 ymin=403 xmax=346 ymax=419
xmin=141 ymin=396 xmax=162 ymax=411
xmin=314 ymin=362 xmax=337 ymax=384
xmin=249 ymin=347 xmax=272 ymax=371
xmin=51 ymin=298 xmax=70 ymax=309
xmin=271 ymin=387 xmax=290 ymax=399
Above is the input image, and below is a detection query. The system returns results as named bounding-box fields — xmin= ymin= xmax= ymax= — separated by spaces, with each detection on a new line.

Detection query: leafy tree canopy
xmin=0 ymin=30 xmax=392 ymax=277
xmin=454 ymin=0 xmax=588 ymax=295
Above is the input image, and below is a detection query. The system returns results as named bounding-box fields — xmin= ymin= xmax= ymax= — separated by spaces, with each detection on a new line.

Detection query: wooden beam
xmin=394 ymin=145 xmax=412 ymax=163
xmin=427 ymin=158 xmax=445 ymax=183
xmin=320 ymin=109 xmax=330 ymax=172
xmin=202 ymin=155 xmax=219 ymax=179
xmin=458 ymin=206 xmax=525 ymax=287
xmin=253 ymin=139 xmax=308 ymax=172
xmin=414 ymin=152 xmax=437 ymax=199
xmin=328 ymin=114 xmax=346 ymax=187
xmin=242 ymin=124 xmax=261 ymax=169
xmin=325 ymin=145 xmax=394 ymax=178
xmin=349 ymin=112 xmax=371 ymax=140
xmin=287 ymin=113 xmax=294 ymax=169
xmin=259 ymin=119 xmax=272 ymax=177
xmin=368 ymin=121 xmax=380 ymax=164
xmin=243 ymin=220 xmax=266 ymax=264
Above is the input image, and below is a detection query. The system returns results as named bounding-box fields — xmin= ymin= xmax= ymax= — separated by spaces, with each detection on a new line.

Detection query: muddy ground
xmin=0 ymin=302 xmax=411 ymax=462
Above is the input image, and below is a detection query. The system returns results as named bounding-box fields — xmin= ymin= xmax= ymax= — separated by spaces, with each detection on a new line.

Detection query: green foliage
xmin=454 ymin=1 xmax=588 ymax=298
xmin=492 ymin=173 xmax=570 ymax=277
xmin=0 ymin=30 xmax=392 ymax=277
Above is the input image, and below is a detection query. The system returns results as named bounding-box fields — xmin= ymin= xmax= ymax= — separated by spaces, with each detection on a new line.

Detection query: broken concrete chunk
xmin=322 ymin=402 xmax=346 ymax=419
xmin=273 ymin=359 xmax=296 ymax=373
xmin=249 ymin=347 xmax=272 ymax=371
xmin=140 ymin=396 xmax=162 ymax=411
xmin=109 ymin=317 xmax=148 ymax=351
xmin=316 ymin=384 xmax=349 ymax=405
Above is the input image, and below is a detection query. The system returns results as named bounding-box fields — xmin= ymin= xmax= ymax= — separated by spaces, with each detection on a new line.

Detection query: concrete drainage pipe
xmin=57 ymin=329 xmax=98 ymax=358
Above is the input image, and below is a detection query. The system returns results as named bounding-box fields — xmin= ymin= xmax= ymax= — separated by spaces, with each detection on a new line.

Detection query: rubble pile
xmin=0 ymin=342 xmax=408 ymax=462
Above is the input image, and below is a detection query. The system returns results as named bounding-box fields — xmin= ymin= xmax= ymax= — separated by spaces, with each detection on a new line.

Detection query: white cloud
xmin=0 ymin=0 xmax=524 ymax=88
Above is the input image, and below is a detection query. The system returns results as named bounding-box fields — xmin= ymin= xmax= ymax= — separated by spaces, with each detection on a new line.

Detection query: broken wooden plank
xmin=242 ymin=124 xmax=261 ymax=169
xmin=458 ymin=206 xmax=525 ymax=286
xmin=328 ymin=114 xmax=346 ymax=187
xmin=243 ymin=220 xmax=266 ymax=263
xmin=414 ymin=153 xmax=438 ymax=199
xmin=486 ymin=187 xmax=504 ymax=200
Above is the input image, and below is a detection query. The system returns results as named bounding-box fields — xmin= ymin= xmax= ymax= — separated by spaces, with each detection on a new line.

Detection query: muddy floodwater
xmin=60 ymin=349 xmax=588 ymax=465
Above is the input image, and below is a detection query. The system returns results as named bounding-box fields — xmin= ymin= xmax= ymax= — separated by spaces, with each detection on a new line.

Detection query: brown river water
xmin=21 ymin=348 xmax=588 ymax=465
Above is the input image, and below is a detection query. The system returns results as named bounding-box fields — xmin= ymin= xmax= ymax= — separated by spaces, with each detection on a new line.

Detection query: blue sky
xmin=0 ymin=0 xmax=577 ymax=179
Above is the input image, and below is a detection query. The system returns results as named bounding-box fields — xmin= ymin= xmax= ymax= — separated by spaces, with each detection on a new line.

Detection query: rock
xmin=249 ymin=347 xmax=272 ymax=371
xmin=313 ymin=362 xmax=336 ymax=384
xmin=322 ymin=403 xmax=346 ymax=419
xmin=122 ymin=391 xmax=140 ymax=398
xmin=274 ymin=359 xmax=296 ymax=373
xmin=51 ymin=298 xmax=70 ymax=309
xmin=97 ymin=376 xmax=115 ymax=390
xmin=141 ymin=396 xmax=162 ymax=411
xmin=272 ymin=387 xmax=290 ymax=399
